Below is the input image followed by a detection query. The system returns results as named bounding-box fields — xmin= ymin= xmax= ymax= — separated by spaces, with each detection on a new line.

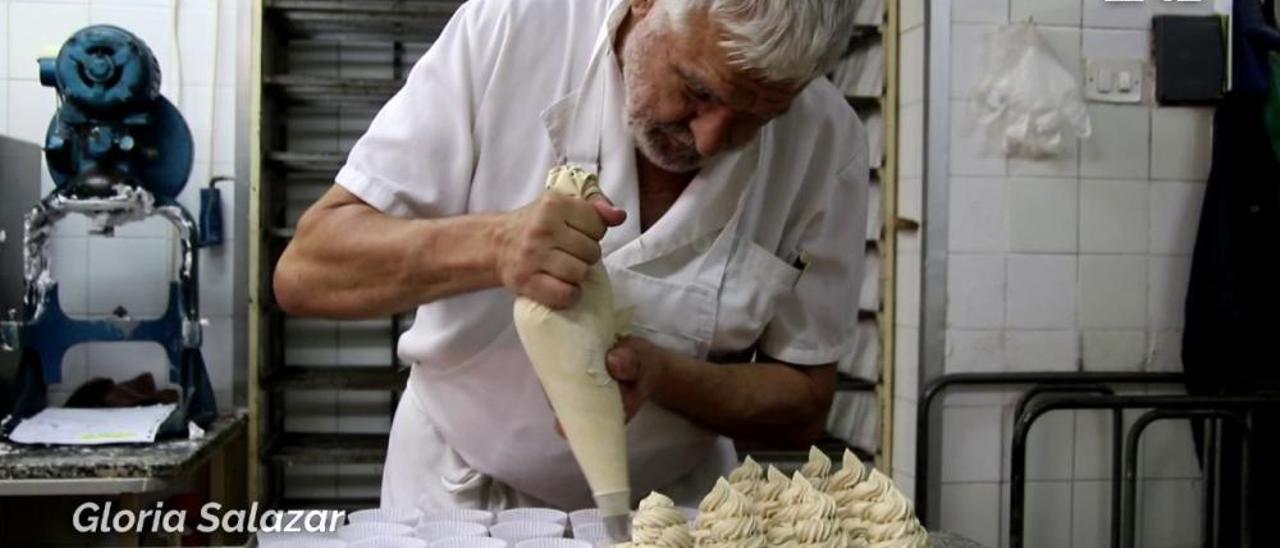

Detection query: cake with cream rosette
xmin=753 ymin=465 xmax=793 ymax=522
xmin=615 ymin=491 xmax=694 ymax=548
xmin=762 ymin=472 xmax=848 ymax=548
xmin=728 ymin=456 xmax=766 ymax=496
xmin=692 ymin=478 xmax=766 ymax=548
xmin=799 ymin=447 xmax=835 ymax=491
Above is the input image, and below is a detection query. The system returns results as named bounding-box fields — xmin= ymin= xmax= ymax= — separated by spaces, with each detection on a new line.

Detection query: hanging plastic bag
xmin=970 ymin=23 xmax=1092 ymax=159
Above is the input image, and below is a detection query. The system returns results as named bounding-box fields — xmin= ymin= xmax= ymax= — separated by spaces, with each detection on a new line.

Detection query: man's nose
xmin=690 ymin=106 xmax=734 ymax=158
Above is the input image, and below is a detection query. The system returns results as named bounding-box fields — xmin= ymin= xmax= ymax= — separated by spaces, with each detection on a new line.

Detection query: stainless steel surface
xmin=0 ymin=137 xmax=41 ymax=388
xmin=233 ymin=0 xmax=253 ymax=410
xmin=0 ymin=477 xmax=168 ymax=497
xmin=920 ymin=0 xmax=953 ymax=525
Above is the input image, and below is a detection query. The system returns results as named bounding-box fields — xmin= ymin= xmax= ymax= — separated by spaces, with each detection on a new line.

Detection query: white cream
xmin=728 ymin=456 xmax=765 ymax=496
xmin=800 ymin=447 xmax=835 ymax=491
xmin=693 ymin=478 xmax=766 ymax=548
xmin=764 ymin=473 xmax=848 ymax=548
xmin=629 ymin=492 xmax=691 ymax=548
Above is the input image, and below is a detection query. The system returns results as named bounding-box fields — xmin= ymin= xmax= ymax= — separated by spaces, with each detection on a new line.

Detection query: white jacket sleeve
xmin=335 ymin=1 xmax=501 ymax=218
xmin=758 ymin=157 xmax=870 ymax=365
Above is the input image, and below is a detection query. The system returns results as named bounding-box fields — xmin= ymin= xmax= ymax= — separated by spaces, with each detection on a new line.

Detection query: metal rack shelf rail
xmin=916 ymin=372 xmax=1280 ymax=548
xmin=1009 ymin=393 xmax=1278 ymax=548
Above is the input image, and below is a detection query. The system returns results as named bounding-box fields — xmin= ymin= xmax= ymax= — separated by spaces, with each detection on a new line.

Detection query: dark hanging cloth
xmin=1182 ymin=4 xmax=1280 ymax=545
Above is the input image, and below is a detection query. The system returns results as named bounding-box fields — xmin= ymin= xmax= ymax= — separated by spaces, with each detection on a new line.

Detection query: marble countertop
xmin=0 ymin=411 xmax=246 ymax=481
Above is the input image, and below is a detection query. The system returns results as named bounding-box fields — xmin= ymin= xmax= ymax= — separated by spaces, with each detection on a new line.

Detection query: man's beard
xmin=621 ymin=17 xmax=705 ymax=174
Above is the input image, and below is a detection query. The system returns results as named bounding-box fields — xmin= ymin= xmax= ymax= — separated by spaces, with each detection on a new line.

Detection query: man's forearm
xmin=651 ymin=353 xmax=836 ymax=447
xmin=275 ymin=200 xmax=502 ymax=319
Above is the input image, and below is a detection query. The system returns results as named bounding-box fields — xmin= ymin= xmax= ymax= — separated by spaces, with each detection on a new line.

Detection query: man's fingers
xmin=525 ymin=273 xmax=580 ymax=309
xmin=555 ymin=228 xmax=602 ymax=265
xmin=618 ymin=383 xmax=642 ymax=421
xmin=561 ymin=199 xmax=607 ymax=241
xmin=606 ymin=346 xmax=639 ymax=381
xmin=554 ymin=419 xmax=566 ymax=438
xmin=587 ymin=193 xmax=627 ymax=227
xmin=540 ymin=249 xmax=590 ymax=285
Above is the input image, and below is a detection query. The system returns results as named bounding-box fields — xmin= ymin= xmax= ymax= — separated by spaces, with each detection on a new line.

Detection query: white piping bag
xmin=513 ymin=165 xmax=632 ymax=542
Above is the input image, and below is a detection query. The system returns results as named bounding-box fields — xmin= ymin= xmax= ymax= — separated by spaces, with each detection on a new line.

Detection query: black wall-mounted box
xmin=1153 ymin=15 xmax=1227 ymax=105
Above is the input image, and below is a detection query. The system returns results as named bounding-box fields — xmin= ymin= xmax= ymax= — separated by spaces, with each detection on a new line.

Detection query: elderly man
xmin=274 ymin=0 xmax=869 ymax=511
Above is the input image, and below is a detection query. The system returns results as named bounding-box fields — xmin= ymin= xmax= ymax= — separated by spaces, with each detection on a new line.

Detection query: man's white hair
xmin=661 ymin=0 xmax=859 ymax=85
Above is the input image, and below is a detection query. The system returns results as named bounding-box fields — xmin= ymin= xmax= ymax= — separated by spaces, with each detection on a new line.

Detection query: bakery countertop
xmin=0 ymin=410 xmax=246 ymax=485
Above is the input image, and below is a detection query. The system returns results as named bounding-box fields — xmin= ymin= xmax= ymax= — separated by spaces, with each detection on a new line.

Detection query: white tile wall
xmin=1149 ymin=181 xmax=1205 ymax=255
xmin=953 ymin=0 xmax=1011 ymax=24
xmin=0 ymin=78 xmax=7 ymax=133
xmin=939 ymin=482 xmax=1002 ymax=547
xmin=951 ymin=24 xmax=997 ymax=100
xmin=900 ymin=27 xmax=925 ymax=105
xmin=1073 ymin=410 xmax=1119 ymax=480
xmin=1005 ymin=330 xmax=1078 ymax=372
xmin=1006 ymin=254 xmax=1077 ymax=329
xmin=1139 ymin=479 xmax=1202 ymax=548
xmin=86 ymin=235 xmax=175 ymax=318
xmin=1007 ymin=177 xmax=1077 ymax=253
xmin=0 ymin=3 xmax=9 ymax=81
xmin=1079 ymin=179 xmax=1148 ymax=254
xmin=948 ymin=254 xmax=1006 ymax=328
xmin=49 ymin=236 xmax=90 ymax=315
xmin=1147 ymin=329 xmax=1183 ymax=373
xmin=1147 ymin=256 xmax=1191 ymax=329
xmin=1003 ymin=405 xmax=1075 ymax=481
xmin=895 ymin=326 xmax=920 ymax=400
xmin=1012 ymin=0 xmax=1082 ymax=27
xmin=945 ymin=330 xmax=1004 ymax=374
xmin=896 ymin=251 xmax=921 ymax=327
xmin=1140 ymin=418 xmax=1200 ymax=480
xmin=1070 ymin=480 xmax=1111 ymax=548
xmin=1081 ymin=329 xmax=1146 ymax=371
xmin=7 ymin=79 xmax=54 ymax=143
xmin=941 ymin=406 xmax=1003 ymax=482
xmin=892 ymin=396 xmax=917 ymax=475
xmin=1022 ymin=481 xmax=1073 ymax=548
xmin=1082 ymin=28 xmax=1151 ymax=62
xmin=899 ymin=102 xmax=923 ymax=178
xmin=1078 ymin=255 xmax=1147 ymax=329
xmin=952 ymin=101 xmax=1008 ymax=176
xmin=1082 ymin=0 xmax=1157 ymax=30
xmin=1150 ymin=108 xmax=1213 ymax=181
xmin=901 ymin=0 xmax=924 ymax=31
xmin=949 ymin=177 xmax=1007 ymax=252
xmin=1081 ymin=105 xmax=1150 ymax=180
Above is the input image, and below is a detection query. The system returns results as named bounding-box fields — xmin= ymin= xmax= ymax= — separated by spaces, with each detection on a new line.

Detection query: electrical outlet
xmin=1085 ymin=58 xmax=1146 ymax=104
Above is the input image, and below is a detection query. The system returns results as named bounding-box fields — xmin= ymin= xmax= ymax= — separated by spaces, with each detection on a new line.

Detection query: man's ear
xmin=629 ymin=0 xmax=657 ymax=19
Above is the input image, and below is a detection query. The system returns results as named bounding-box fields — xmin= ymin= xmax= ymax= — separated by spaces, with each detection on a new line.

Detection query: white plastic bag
xmin=970 ymin=23 xmax=1091 ymax=159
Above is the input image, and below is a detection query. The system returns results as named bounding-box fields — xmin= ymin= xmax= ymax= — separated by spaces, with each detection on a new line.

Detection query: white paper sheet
xmin=8 ymin=404 xmax=176 ymax=445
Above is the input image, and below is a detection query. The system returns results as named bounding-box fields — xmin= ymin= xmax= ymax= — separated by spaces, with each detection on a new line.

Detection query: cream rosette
xmin=692 ymin=478 xmax=766 ymax=548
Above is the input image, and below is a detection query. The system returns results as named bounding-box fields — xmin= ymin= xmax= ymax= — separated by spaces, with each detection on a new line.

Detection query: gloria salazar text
xmin=73 ymin=501 xmax=346 ymax=534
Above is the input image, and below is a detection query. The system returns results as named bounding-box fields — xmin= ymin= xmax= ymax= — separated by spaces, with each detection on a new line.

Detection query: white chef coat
xmin=335 ymin=0 xmax=869 ymax=511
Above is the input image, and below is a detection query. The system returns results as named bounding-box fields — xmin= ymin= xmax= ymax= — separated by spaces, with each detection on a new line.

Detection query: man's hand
xmin=606 ymin=336 xmax=671 ymax=421
xmin=492 ymin=192 xmax=625 ymax=309
xmin=553 ymin=335 xmax=671 ymax=438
